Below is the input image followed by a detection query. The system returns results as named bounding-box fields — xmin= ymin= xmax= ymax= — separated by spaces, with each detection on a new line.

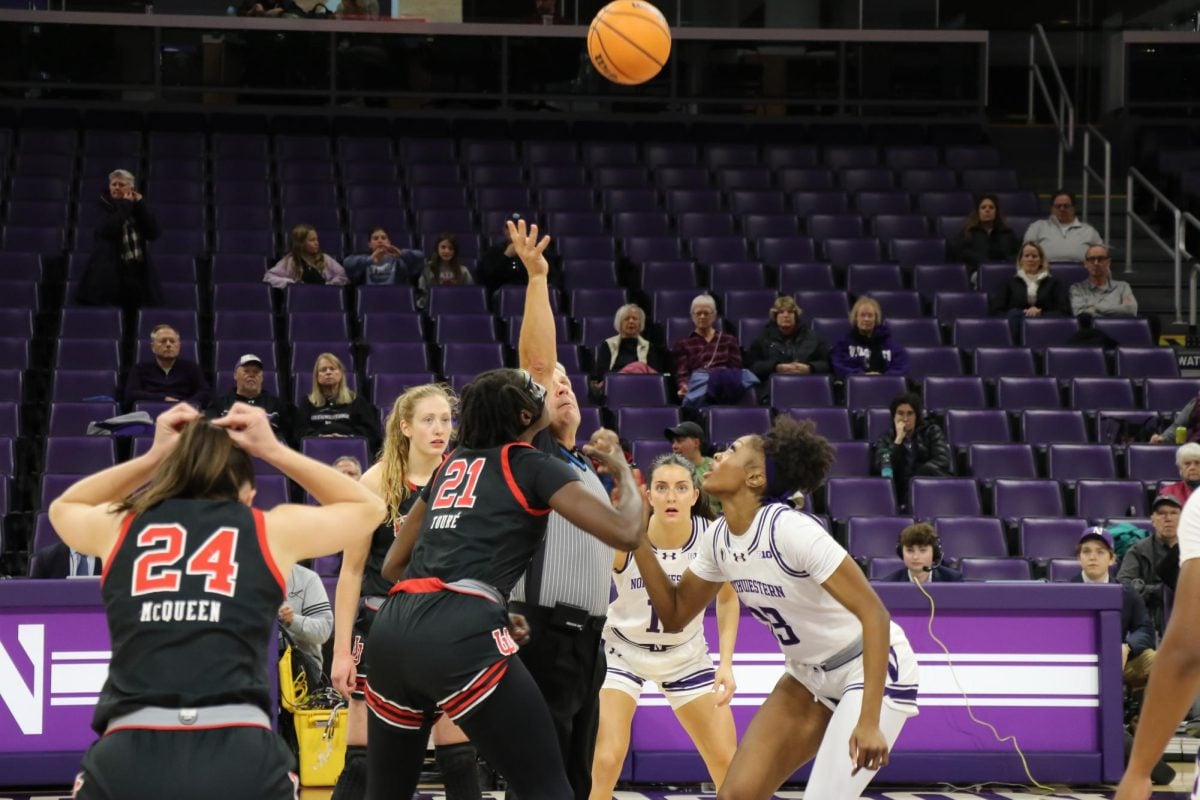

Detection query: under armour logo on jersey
xmin=660 ymin=551 xmax=678 ymax=560
xmin=731 ymin=552 xmax=748 ymax=562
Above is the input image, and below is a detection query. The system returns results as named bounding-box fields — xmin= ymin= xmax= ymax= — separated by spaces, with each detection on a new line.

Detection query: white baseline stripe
xmin=50 ymin=696 xmax=100 ymax=706
xmin=637 ymin=696 xmax=1100 ymax=708
xmin=52 ymin=651 xmax=112 ymax=661
xmin=915 ymin=653 xmax=1098 ymax=664
xmin=51 ymin=663 xmax=109 ymax=695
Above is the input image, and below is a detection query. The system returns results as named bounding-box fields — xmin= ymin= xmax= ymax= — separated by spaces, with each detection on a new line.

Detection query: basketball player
xmin=1116 ymin=489 xmax=1200 ymax=800
xmin=590 ymin=453 xmax=739 ymax=799
xmin=48 ymin=402 xmax=385 ymax=800
xmin=361 ymin=368 xmax=645 ymax=799
xmin=329 ymin=384 xmax=483 ymax=800
xmin=633 ymin=416 xmax=920 ymax=799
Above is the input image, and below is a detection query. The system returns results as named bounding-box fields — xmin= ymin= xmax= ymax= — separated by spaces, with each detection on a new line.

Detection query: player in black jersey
xmin=361 ymin=365 xmax=645 ymax=800
xmin=48 ymin=402 xmax=385 ymax=800
xmin=329 ymin=383 xmax=483 ymax=800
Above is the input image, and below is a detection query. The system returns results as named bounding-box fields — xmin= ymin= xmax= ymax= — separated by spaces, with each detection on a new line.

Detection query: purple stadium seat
xmin=969 ymin=443 xmax=1037 ymax=481
xmin=440 ymin=343 xmax=504 ymax=375
xmin=496 ymin=286 xmax=561 ymax=318
xmin=1117 ymin=348 xmax=1180 ymax=380
xmin=540 ymin=187 xmax=596 ymax=212
xmin=423 ymin=286 xmax=486 ymax=317
xmin=770 ymin=376 xmax=834 ymax=408
xmin=593 ymin=165 xmax=651 ymax=189
xmin=707 ymin=407 xmax=771 ymax=446
xmin=808 ymin=215 xmax=865 ymax=241
xmin=435 ymin=315 xmax=498 ymax=345
xmin=884 ymin=146 xmax=939 ymax=170
xmin=933 ymin=292 xmax=989 ymax=323
xmin=791 ymin=191 xmax=850 ymax=216
xmin=213 ymin=228 xmax=274 ymax=255
xmin=644 ymin=143 xmax=698 ymax=169
xmin=757 ymin=238 xmax=817 ymax=268
xmin=1070 ymin=377 xmax=1136 ymax=411
xmin=45 ymin=437 xmax=116 ymax=473
xmin=9 ymin=177 xmax=69 ymax=203
xmin=777 ymin=262 xmax=836 ymax=294
xmin=404 ymin=163 xmax=459 ymax=186
xmin=0 ymin=252 xmax=44 ymax=282
xmin=944 ymin=145 xmax=1001 ymax=170
xmin=945 ymin=409 xmax=1011 ymax=449
xmin=827 ymin=477 xmax=897 ymax=521
xmin=916 ymin=191 xmax=974 ymax=218
xmin=887 ymin=318 xmax=941 ymax=347
xmin=52 ymin=369 xmax=118 ymax=402
xmin=0 ymin=281 xmax=38 ymax=311
xmin=1092 ymin=318 xmax=1154 ymax=347
xmin=823 ymin=238 xmax=883 ymax=266
xmin=1144 ymin=378 xmax=1200 ymax=412
xmin=910 ymin=478 xmax=981 ymax=519
xmin=890 ymin=239 xmax=948 ymax=267
xmin=938 ymin=517 xmax=1008 ymax=557
xmin=56 ymin=339 xmax=117 ymax=371
xmin=621 ymin=237 xmax=683 ymax=265
xmin=870 ymin=213 xmax=926 ymax=238
xmin=346 ymin=186 xmax=403 ymax=210
xmin=899 ymin=168 xmax=958 ymax=192
xmin=0 ymin=309 xmax=31 ymax=341
xmin=0 ymin=369 xmax=22 ymax=403
xmin=370 ymin=372 xmax=437 ymax=411
xmin=1021 ymin=410 xmax=1088 ymax=444
xmin=828 ymin=441 xmax=871 ymax=477
xmin=630 ymin=438 xmax=673 ymax=469
xmin=42 ymin=474 xmax=79 ymax=509
xmin=664 ymin=189 xmax=723 ymax=215
xmin=570 ymin=288 xmax=627 ymax=320
xmin=842 ymin=169 xmax=895 ymax=193
xmin=1048 ymin=444 xmax=1117 ymax=482
xmin=1019 ymin=518 xmax=1090 ymax=561
xmin=651 ymin=289 xmax=701 ymax=321
xmin=905 ymin=347 xmax=964 ymax=379
xmin=277 ymin=284 xmax=345 ymax=314
xmin=994 ymin=191 xmax=1041 ymax=216
xmin=1076 ymin=480 xmax=1146 ymax=520
xmin=763 ymin=145 xmax=820 ymax=170
xmin=846 ymin=264 xmax=903 ymax=295
xmin=973 ymin=348 xmax=1036 ymax=379
xmin=287 ymin=312 xmax=350 ymax=342
xmin=0 ymin=403 xmax=18 ymax=438
xmin=562 ymin=259 xmax=619 ymax=290
xmin=507 ymin=315 xmax=571 ymax=347
xmin=809 ymin=318 xmax=848 ymax=345
xmin=337 ymin=136 xmax=392 ymax=162
xmin=923 ymin=376 xmax=985 ymax=411
xmin=1127 ymin=445 xmax=1179 ymax=484
xmin=611 ymin=212 xmax=669 ymax=238
xmin=692 ymin=237 xmax=751 ymax=265
xmin=868 ymin=557 xmax=906 ymax=579
xmin=704 ymin=144 xmax=759 ymax=169
xmin=615 ymin=407 xmax=680 ymax=441
xmin=656 ymin=166 xmax=711 ymax=189
xmin=605 ymin=374 xmax=669 ymax=407
xmin=1044 ymin=347 xmax=1108 ymax=380
xmin=7 ymin=201 xmax=68 ymax=228
xmin=2 ymin=226 xmax=65 ymax=254
xmin=738 ymin=319 xmax=767 ymax=345
xmin=960 ymin=168 xmax=1020 ymax=192
xmin=554 ymin=235 xmax=616 ymax=262
xmin=824 ymin=146 xmax=879 ymax=170
xmin=846 ymin=516 xmax=914 ymax=559
xmin=213 ymin=311 xmax=275 ymax=342
xmin=784 ymin=408 xmax=853 ymax=441
xmin=1021 ymin=317 xmax=1080 ymax=349
xmin=865 ymin=408 xmax=896 ymax=443
xmin=356 ymin=287 xmax=417 ymax=316
xmin=470 ymin=165 xmax=525 ymax=188
xmin=1046 ymin=559 xmax=1085 ymax=582
xmin=59 ymin=308 xmax=121 ymax=340
xmin=581 ymin=141 xmax=638 ymax=166
xmin=995 ymin=377 xmax=1061 ymax=410
xmin=960 ymin=558 xmax=1033 ymax=581
xmin=845 ymin=375 xmax=908 ymax=413
xmin=301 ymin=437 xmax=370 ymax=476
xmin=290 ymin=341 xmax=354 ymax=377
xmin=134 ymin=309 xmax=197 ymax=342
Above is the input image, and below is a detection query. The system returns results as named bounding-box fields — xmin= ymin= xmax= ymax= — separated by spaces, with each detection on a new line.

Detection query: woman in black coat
xmin=746 ymin=296 xmax=830 ymax=401
xmin=76 ymin=169 xmax=162 ymax=312
xmin=948 ymin=193 xmax=1019 ymax=274
xmin=988 ymin=241 xmax=1072 ymax=339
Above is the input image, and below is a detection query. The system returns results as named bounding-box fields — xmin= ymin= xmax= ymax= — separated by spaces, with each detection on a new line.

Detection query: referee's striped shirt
xmin=510 ymin=430 xmax=613 ymax=617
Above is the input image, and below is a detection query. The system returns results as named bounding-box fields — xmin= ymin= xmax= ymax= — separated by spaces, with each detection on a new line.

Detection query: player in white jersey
xmin=1116 ymin=488 xmax=1200 ymax=800
xmin=632 ymin=416 xmax=919 ymax=799
xmin=590 ymin=454 xmax=739 ymax=798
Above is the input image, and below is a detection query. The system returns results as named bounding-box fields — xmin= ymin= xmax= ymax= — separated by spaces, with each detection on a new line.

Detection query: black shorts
xmin=351 ymin=595 xmax=385 ymax=698
xmin=74 ymin=725 xmax=297 ymax=800
xmin=363 ymin=590 xmax=517 ymax=730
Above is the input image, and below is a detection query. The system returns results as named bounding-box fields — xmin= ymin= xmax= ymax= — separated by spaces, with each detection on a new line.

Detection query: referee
xmin=509 ymin=221 xmax=613 ymax=799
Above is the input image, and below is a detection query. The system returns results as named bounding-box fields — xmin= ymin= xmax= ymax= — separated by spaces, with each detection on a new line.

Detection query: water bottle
xmin=880 ymin=448 xmax=893 ymax=480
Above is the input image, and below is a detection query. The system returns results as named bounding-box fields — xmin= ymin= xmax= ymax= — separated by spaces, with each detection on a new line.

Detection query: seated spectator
xmin=879 ymin=523 xmax=963 ymax=583
xmin=526 ymin=0 xmax=568 ymax=23
xmin=342 ymin=227 xmax=423 ymax=286
xmin=872 ymin=392 xmax=952 ymax=510
xmin=746 ymin=296 xmax=830 ymax=402
xmin=29 ymin=540 xmax=101 ymax=579
xmin=478 ymin=214 xmax=539 ymax=296
xmin=332 ymin=454 xmax=364 ymax=480
xmin=1152 ymin=393 xmax=1200 ymax=445
xmin=1070 ymin=244 xmax=1137 ymax=319
xmin=76 ymin=169 xmax=162 ymax=312
xmin=418 ymin=232 xmax=473 ymax=293
xmin=948 ymin=193 xmax=1019 ymax=274
xmin=123 ymin=324 xmax=211 ymax=406
xmin=1153 ymin=444 xmax=1200 ymax=505
xmin=1023 ymin=190 xmax=1103 ymax=263
xmin=587 ymin=427 xmax=644 ymax=504
xmin=672 ymin=294 xmax=759 ymax=407
xmin=1072 ymin=527 xmax=1156 ymax=688
xmin=665 ymin=421 xmax=720 ymax=514
xmin=280 ymin=562 xmax=333 ymax=670
xmin=588 ymin=303 xmax=671 ymax=401
xmin=205 ymin=353 xmax=293 ymax=443
xmin=1118 ymin=494 xmax=1181 ymax=634
xmin=294 ymin=352 xmax=382 ymax=454
xmin=264 ymin=224 xmax=349 ymax=289
xmin=988 ymin=241 xmax=1071 ymax=339
xmin=831 ymin=296 xmax=909 ymax=378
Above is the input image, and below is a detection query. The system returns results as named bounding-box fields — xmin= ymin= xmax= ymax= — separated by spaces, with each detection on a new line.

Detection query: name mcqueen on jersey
xmin=139 ymin=598 xmax=223 ymax=623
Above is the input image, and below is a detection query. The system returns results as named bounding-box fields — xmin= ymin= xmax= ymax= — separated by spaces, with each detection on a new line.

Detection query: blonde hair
xmin=769 ymin=295 xmax=800 ymax=322
xmin=1017 ymin=240 xmax=1048 ymax=274
xmin=288 ymin=224 xmax=325 ymax=281
xmin=848 ymin=296 xmax=883 ymax=326
xmin=307 ymin=353 xmax=354 ymax=406
xmin=378 ymin=383 xmax=457 ymax=522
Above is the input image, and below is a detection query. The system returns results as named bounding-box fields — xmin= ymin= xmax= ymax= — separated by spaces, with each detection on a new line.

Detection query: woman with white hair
xmin=672 ymin=294 xmax=759 ymax=407
xmin=588 ymin=303 xmax=671 ymax=401
xmin=1159 ymin=443 xmax=1200 ymax=506
xmin=76 ymin=169 xmax=162 ymax=311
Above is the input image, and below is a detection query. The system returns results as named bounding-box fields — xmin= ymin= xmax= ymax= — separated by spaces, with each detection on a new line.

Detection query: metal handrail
xmin=1183 ymin=212 xmax=1200 ymax=329
xmin=1126 ymin=167 xmax=1183 ymax=322
xmin=1082 ymin=125 xmax=1112 ymax=244
xmin=1027 ymin=23 xmax=1075 ymax=187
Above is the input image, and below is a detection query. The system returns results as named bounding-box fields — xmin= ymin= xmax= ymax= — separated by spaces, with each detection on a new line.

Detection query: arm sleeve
xmin=94 ymin=199 xmax=134 ymax=240
xmin=988 ymin=284 xmax=1011 ymax=315
xmin=726 ymin=334 xmax=743 ymax=369
xmin=1166 ymin=399 xmax=1196 ymax=432
xmin=672 ymin=341 xmax=691 ymax=387
xmin=806 ymin=334 xmax=831 ymax=374
xmin=131 ymin=200 xmax=161 ymax=241
xmin=688 ymin=521 xmax=727 ymax=583
xmin=830 ymin=339 xmax=860 ymax=377
xmin=919 ymin=424 xmax=954 ymax=475
xmin=1118 ymin=283 xmax=1139 ymax=317
xmin=323 ymin=258 xmax=349 ymax=286
xmin=264 ymin=259 xmax=294 ymax=289
xmin=122 ymin=364 xmax=153 ymax=403
xmin=773 ymin=512 xmax=848 ymax=585
xmin=293 ymin=399 xmax=316 ymax=441
xmin=511 ymin=447 xmax=581 ymax=511
xmin=286 ymin=569 xmax=334 ymax=649
xmin=1049 ymin=278 xmax=1073 ymax=315
xmin=185 ymin=362 xmax=212 ymax=406
xmin=884 ymin=341 xmax=909 ymax=375
xmin=1069 ymin=282 xmax=1087 ymax=316
xmin=746 ymin=335 xmax=775 ymax=380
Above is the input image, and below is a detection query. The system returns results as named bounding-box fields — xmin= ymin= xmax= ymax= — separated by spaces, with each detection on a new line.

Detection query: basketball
xmin=587 ymin=0 xmax=672 ymax=86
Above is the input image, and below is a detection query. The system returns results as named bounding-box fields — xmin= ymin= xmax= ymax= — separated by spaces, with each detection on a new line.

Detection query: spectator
xmin=588 ymin=303 xmax=671 ymax=401
xmin=1070 ymin=244 xmax=1137 ymax=319
xmin=205 ymin=354 xmax=292 ymax=443
xmin=831 ymin=296 xmax=909 ymax=378
xmin=332 ymin=454 xmax=363 ymax=480
xmin=478 ymin=214 xmax=539 ymax=296
xmin=1022 ymin=190 xmax=1103 ymax=263
xmin=1152 ymin=394 xmax=1200 ymax=445
xmin=948 ymin=193 xmax=1019 ymax=274
xmin=123 ymin=324 xmax=211 ymax=406
xmin=587 ymin=427 xmax=644 ymax=504
xmin=1117 ymin=494 xmax=1182 ymax=633
xmin=525 ymin=0 xmax=568 ymax=23
xmin=988 ymin=241 xmax=1072 ymax=339
xmin=879 ymin=522 xmax=963 ymax=583
xmin=664 ymin=420 xmax=720 ymax=514
xmin=417 ymin=232 xmax=473 ymax=294
xmin=294 ymin=352 xmax=382 ymax=455
xmin=264 ymin=224 xmax=349 ymax=289
xmin=746 ymin=296 xmax=830 ymax=402
xmin=280 ymin=562 xmax=334 ymax=670
xmin=1072 ymin=527 xmax=1156 ymax=689
xmin=872 ymin=392 xmax=953 ymax=510
xmin=29 ymin=540 xmax=101 ymax=579
xmin=672 ymin=294 xmax=759 ymax=407
xmin=1153 ymin=443 xmax=1200 ymax=505
xmin=76 ymin=169 xmax=162 ymax=313
xmin=342 ymin=227 xmax=423 ymax=286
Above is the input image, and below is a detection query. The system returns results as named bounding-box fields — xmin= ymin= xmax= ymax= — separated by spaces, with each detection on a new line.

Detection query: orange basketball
xmin=587 ymin=0 xmax=672 ymax=86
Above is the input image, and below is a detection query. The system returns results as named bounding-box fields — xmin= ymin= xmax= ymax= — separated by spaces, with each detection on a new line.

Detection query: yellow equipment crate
xmin=293 ymin=704 xmax=347 ymax=787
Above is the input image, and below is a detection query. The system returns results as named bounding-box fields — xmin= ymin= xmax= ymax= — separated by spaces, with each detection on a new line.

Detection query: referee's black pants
xmin=508 ymin=603 xmax=606 ymax=800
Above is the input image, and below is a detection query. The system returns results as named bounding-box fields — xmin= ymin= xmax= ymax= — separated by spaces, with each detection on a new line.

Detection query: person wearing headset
xmin=879 ymin=523 xmax=963 ymax=583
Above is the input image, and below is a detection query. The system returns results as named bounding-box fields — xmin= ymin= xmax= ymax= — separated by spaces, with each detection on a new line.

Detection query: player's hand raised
xmin=211 ymin=402 xmax=278 ymax=457
xmin=849 ymin=721 xmax=889 ymax=776
xmin=147 ymin=402 xmax=202 ymax=460
xmin=505 ymin=218 xmax=551 ymax=280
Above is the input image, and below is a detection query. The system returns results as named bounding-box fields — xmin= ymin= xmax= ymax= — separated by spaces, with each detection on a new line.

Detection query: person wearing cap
xmin=1117 ymin=495 xmax=1182 ymax=634
xmin=123 ymin=324 xmax=211 ymax=407
xmin=665 ymin=421 xmax=719 ymax=514
xmin=1073 ymin=527 xmax=1157 ymax=687
xmin=205 ymin=354 xmax=293 ymax=443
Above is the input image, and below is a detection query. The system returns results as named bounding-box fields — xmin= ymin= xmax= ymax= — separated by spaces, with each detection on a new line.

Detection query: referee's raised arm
xmin=508 ymin=219 xmax=556 ymax=389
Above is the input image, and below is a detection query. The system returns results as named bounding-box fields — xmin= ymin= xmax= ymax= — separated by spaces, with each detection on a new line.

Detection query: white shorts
xmin=785 ymin=622 xmax=920 ymax=718
xmin=601 ymin=629 xmax=716 ymax=710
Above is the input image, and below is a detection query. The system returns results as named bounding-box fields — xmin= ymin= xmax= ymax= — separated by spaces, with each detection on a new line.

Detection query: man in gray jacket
xmin=1023 ymin=190 xmax=1103 ymax=262
xmin=1069 ymin=244 xmax=1138 ymax=318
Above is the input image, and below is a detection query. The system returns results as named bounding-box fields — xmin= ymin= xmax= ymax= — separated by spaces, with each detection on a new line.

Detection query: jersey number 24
xmin=130 ymin=524 xmax=240 ymax=598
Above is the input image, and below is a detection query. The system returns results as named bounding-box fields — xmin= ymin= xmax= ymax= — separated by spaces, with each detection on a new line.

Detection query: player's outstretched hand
xmin=507 ymin=612 xmax=532 ymax=646
xmin=211 ymin=402 xmax=278 ymax=457
xmin=712 ymin=663 xmax=736 ymax=707
xmin=582 ymin=440 xmax=629 ymax=479
xmin=331 ymin=650 xmax=357 ymax=699
xmin=505 ymin=218 xmax=551 ymax=280
xmin=1113 ymin=775 xmax=1152 ymax=800
xmin=849 ymin=722 xmax=889 ymax=776
xmin=148 ymin=402 xmax=202 ymax=459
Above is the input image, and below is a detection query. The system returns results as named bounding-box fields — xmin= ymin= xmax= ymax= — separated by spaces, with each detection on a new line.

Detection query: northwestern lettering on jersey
xmin=729 ymin=578 xmax=786 ymax=598
xmin=629 ymin=574 xmax=683 ymax=590
xmin=138 ymin=599 xmax=222 ymax=623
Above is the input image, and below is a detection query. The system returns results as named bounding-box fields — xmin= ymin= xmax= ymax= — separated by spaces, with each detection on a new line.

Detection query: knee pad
xmin=330 ymin=745 xmax=367 ymax=800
